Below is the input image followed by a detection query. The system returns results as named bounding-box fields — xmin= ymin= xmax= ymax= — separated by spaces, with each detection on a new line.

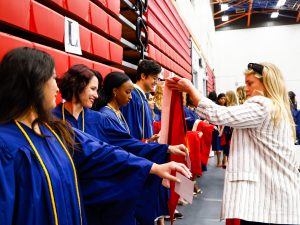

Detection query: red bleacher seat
xmin=90 ymin=2 xmax=108 ymax=33
xmin=0 ymin=32 xmax=33 ymax=61
xmin=30 ymin=0 xmax=64 ymax=43
xmin=69 ymin=54 xmax=93 ymax=68
xmin=107 ymin=0 xmax=120 ymax=15
xmin=0 ymin=0 xmax=30 ymax=30
xmin=79 ymin=25 xmax=92 ymax=54
xmin=147 ymin=27 xmax=155 ymax=44
xmin=64 ymin=0 xmax=90 ymax=22
xmin=91 ymin=32 xmax=109 ymax=60
xmin=93 ymin=62 xmax=112 ymax=78
xmin=109 ymin=42 xmax=123 ymax=64
xmin=33 ymin=43 xmax=69 ymax=78
xmin=108 ymin=16 xmax=122 ymax=40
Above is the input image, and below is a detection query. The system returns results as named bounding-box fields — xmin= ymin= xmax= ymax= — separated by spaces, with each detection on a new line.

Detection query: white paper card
xmin=64 ymin=17 xmax=82 ymax=55
xmin=174 ymin=172 xmax=194 ymax=204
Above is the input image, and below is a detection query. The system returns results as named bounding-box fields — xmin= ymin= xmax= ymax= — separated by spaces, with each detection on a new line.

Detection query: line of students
xmin=0 ymin=47 xmax=191 ymax=225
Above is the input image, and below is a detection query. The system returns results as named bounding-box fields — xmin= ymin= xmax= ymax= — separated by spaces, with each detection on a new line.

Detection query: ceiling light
xmin=271 ymin=11 xmax=279 ymax=18
xmin=276 ymin=0 xmax=286 ymax=7
xmin=221 ymin=4 xmax=229 ymax=11
xmin=222 ymin=15 xmax=229 ymax=21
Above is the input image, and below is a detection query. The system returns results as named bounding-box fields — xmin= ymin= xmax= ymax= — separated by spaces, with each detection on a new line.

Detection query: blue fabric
xmin=211 ymin=129 xmax=221 ymax=151
xmin=121 ymin=88 xmax=154 ymax=140
xmin=53 ymin=105 xmax=169 ymax=225
xmin=154 ymin=105 xmax=162 ymax=122
xmin=0 ymin=122 xmax=152 ymax=225
xmin=184 ymin=106 xmax=199 ymax=131
xmin=292 ymin=109 xmax=300 ymax=144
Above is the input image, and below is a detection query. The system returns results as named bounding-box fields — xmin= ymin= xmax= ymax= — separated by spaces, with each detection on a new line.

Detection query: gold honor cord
xmin=62 ymin=103 xmax=85 ymax=132
xmin=44 ymin=123 xmax=82 ymax=225
xmin=15 ymin=121 xmax=59 ymax=225
xmin=105 ymin=104 xmax=131 ymax=135
xmin=134 ymin=88 xmax=145 ymax=140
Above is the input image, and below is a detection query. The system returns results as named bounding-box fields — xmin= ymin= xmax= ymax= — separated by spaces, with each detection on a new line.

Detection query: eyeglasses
xmin=248 ymin=63 xmax=264 ymax=75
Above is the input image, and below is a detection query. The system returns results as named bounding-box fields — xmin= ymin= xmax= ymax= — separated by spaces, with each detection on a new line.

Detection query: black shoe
xmin=164 ymin=215 xmax=176 ymax=221
xmin=174 ymin=211 xmax=184 ymax=219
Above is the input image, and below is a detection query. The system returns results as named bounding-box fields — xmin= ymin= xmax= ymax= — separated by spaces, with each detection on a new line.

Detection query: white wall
xmin=175 ymin=0 xmax=215 ymax=65
xmin=214 ymin=24 xmax=300 ymax=106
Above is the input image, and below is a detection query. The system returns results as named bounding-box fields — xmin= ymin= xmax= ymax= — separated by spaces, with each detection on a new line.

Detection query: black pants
xmin=240 ymin=220 xmax=292 ymax=225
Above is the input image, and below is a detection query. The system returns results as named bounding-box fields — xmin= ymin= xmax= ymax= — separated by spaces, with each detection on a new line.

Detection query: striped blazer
xmin=196 ymin=96 xmax=300 ymax=224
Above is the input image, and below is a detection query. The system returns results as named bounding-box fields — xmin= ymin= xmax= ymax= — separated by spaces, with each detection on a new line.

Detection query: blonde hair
xmin=236 ymin=86 xmax=247 ymax=104
xmin=154 ymin=84 xmax=163 ymax=111
xmin=245 ymin=63 xmax=296 ymax=140
xmin=226 ymin=90 xmax=238 ymax=106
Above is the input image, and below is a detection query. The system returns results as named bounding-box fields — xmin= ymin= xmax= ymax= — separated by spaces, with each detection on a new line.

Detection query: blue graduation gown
xmin=184 ymin=106 xmax=199 ymax=131
xmin=121 ymin=88 xmax=154 ymax=140
xmin=53 ymin=104 xmax=168 ymax=163
xmin=53 ymin=104 xmax=169 ymax=225
xmin=154 ymin=105 xmax=162 ymax=122
xmin=0 ymin=122 xmax=152 ymax=225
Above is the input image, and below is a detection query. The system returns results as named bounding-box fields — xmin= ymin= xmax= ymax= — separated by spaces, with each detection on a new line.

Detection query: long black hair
xmin=0 ymin=47 xmax=74 ymax=150
xmin=93 ymin=71 xmax=131 ymax=110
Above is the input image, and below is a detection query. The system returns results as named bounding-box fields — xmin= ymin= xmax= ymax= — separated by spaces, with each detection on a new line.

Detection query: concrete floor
xmin=166 ymin=157 xmax=226 ymax=225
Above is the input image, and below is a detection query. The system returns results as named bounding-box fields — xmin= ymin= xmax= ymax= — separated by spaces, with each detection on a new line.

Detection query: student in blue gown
xmin=52 ymin=66 xmax=188 ymax=225
xmin=0 ymin=47 xmax=191 ymax=225
xmin=99 ymin=72 xmax=171 ymax=225
xmin=121 ymin=59 xmax=161 ymax=141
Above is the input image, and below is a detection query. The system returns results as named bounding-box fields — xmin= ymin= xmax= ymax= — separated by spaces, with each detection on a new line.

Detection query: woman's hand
xmin=167 ymin=144 xmax=188 ymax=157
xmin=166 ymin=77 xmax=201 ymax=106
xmin=150 ymin=161 xmax=192 ymax=183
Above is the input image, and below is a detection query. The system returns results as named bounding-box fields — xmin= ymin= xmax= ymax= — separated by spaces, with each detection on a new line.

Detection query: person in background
xmin=121 ymin=59 xmax=161 ymax=141
xmin=0 ymin=47 xmax=191 ymax=225
xmin=221 ymin=90 xmax=238 ymax=168
xmin=289 ymin=91 xmax=300 ymax=144
xmin=212 ymin=93 xmax=226 ymax=167
xmin=166 ymin=62 xmax=300 ymax=225
xmin=146 ymin=92 xmax=155 ymax=123
xmin=236 ymin=85 xmax=247 ymax=105
xmin=154 ymin=84 xmax=164 ymax=122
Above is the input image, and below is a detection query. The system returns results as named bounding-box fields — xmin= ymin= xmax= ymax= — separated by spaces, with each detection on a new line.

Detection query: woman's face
xmin=79 ymin=76 xmax=99 ymax=108
xmin=245 ymin=74 xmax=265 ymax=97
xmin=114 ymin=80 xmax=134 ymax=108
xmin=147 ymin=94 xmax=155 ymax=110
xmin=218 ymin=97 xmax=226 ymax=106
xmin=43 ymin=69 xmax=59 ymax=111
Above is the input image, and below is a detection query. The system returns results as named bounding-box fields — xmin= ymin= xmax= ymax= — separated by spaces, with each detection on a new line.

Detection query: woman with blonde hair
xmin=154 ymin=84 xmax=163 ymax=122
xmin=166 ymin=62 xmax=300 ymax=225
xmin=236 ymin=86 xmax=247 ymax=104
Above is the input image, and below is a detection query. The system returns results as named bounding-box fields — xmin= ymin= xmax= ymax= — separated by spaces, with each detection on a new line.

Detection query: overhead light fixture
xmin=276 ymin=0 xmax=286 ymax=7
xmin=222 ymin=15 xmax=229 ymax=21
xmin=221 ymin=3 xmax=229 ymax=11
xmin=271 ymin=11 xmax=279 ymax=18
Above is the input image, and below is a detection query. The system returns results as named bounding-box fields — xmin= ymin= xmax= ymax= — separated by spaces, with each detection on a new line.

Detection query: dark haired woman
xmin=53 ymin=68 xmax=188 ymax=225
xmin=0 ymin=47 xmax=191 ymax=225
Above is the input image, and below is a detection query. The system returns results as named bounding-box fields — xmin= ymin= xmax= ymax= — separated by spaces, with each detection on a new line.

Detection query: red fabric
xmin=220 ymin=133 xmax=226 ymax=146
xmin=196 ymin=122 xmax=214 ymax=166
xmin=226 ymin=219 xmax=240 ymax=225
xmin=187 ymin=131 xmax=202 ymax=176
xmin=167 ymin=91 xmax=187 ymax=224
xmin=153 ymin=121 xmax=161 ymax=134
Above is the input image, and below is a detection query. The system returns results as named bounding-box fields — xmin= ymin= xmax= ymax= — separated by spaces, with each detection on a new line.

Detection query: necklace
xmin=15 ymin=121 xmax=82 ymax=225
xmin=62 ymin=103 xmax=85 ymax=132
xmin=106 ymin=103 xmax=130 ymax=134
